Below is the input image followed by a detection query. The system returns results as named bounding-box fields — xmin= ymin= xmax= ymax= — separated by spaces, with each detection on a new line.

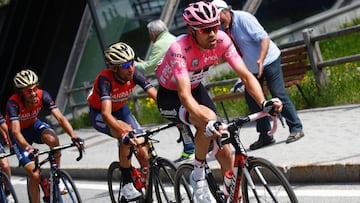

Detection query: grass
xmin=71 ymin=22 xmax=360 ymax=128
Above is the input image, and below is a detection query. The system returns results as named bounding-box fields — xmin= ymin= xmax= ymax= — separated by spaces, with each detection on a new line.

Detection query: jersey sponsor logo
xmin=184 ymin=45 xmax=192 ymax=53
xmin=170 ymin=60 xmax=186 ymax=68
xmin=111 ymin=90 xmax=132 ymax=102
xmin=158 ymin=63 xmax=173 ymax=84
xmin=18 ymin=106 xmax=42 ymax=121
xmin=171 ymin=52 xmax=186 ymax=60
xmin=191 ymin=59 xmax=199 ymax=67
xmin=159 ymin=108 xmax=177 ymax=117
xmin=224 ymin=46 xmax=237 ymax=58
xmin=203 ymin=54 xmax=218 ymax=63
xmin=189 ymin=65 xmax=212 ymax=84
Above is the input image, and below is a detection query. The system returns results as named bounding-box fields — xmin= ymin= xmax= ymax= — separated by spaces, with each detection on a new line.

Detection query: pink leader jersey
xmin=156 ymin=30 xmax=243 ymax=91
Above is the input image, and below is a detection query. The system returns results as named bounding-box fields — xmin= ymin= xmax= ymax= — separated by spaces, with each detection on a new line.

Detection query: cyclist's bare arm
xmin=51 ymin=108 xmax=78 ymax=139
xmin=10 ymin=120 xmax=31 ymax=149
xmin=101 ymin=99 xmax=132 ymax=138
xmin=146 ymin=86 xmax=157 ymax=101
xmin=232 ymin=62 xmax=266 ymax=106
xmin=0 ymin=122 xmax=11 ymax=146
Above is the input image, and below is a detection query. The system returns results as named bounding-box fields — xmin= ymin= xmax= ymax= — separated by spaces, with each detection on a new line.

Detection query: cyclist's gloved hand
xmin=121 ymin=131 xmax=136 ymax=145
xmin=26 ymin=146 xmax=39 ymax=161
xmin=262 ymin=98 xmax=282 ymax=116
xmin=205 ymin=120 xmax=222 ymax=137
xmin=72 ymin=137 xmax=85 ymax=150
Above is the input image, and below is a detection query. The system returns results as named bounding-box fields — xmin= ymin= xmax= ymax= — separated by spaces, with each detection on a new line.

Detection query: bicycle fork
xmin=242 ymin=161 xmax=276 ymax=202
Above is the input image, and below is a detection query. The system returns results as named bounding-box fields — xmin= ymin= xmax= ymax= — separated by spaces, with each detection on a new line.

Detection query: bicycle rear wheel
xmin=0 ymin=172 xmax=18 ymax=203
xmin=173 ymin=163 xmax=194 ymax=203
xmin=241 ymin=157 xmax=298 ymax=203
xmin=51 ymin=169 xmax=81 ymax=203
xmin=149 ymin=157 xmax=176 ymax=202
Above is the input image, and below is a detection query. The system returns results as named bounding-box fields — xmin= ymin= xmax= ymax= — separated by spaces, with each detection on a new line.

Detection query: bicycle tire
xmin=173 ymin=163 xmax=194 ymax=203
xmin=107 ymin=161 xmax=143 ymax=203
xmin=149 ymin=157 xmax=176 ymax=202
xmin=51 ymin=169 xmax=82 ymax=203
xmin=241 ymin=157 xmax=298 ymax=203
xmin=0 ymin=172 xmax=18 ymax=203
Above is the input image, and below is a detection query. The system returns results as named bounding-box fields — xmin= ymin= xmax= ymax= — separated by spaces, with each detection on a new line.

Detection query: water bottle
xmin=140 ymin=167 xmax=148 ymax=187
xmin=132 ymin=168 xmax=143 ymax=190
xmin=40 ymin=175 xmax=50 ymax=201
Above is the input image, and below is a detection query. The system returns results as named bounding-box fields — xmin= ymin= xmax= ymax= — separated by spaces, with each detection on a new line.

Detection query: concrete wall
xmin=270 ymin=2 xmax=360 ymax=44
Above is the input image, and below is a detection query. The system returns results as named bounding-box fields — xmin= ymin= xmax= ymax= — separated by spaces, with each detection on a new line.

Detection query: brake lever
xmin=277 ymin=113 xmax=285 ymax=128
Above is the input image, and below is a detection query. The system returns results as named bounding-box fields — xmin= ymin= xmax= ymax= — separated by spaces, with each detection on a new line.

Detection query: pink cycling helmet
xmin=183 ymin=1 xmax=220 ymax=27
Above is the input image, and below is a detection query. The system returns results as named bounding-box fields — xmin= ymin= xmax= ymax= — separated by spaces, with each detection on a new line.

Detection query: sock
xmin=120 ymin=167 xmax=133 ymax=185
xmin=192 ymin=158 xmax=205 ymax=181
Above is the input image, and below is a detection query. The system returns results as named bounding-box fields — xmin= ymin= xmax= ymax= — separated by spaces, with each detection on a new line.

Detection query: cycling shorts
xmin=10 ymin=119 xmax=52 ymax=167
xmin=157 ymin=83 xmax=219 ymax=125
xmin=89 ymin=105 xmax=143 ymax=138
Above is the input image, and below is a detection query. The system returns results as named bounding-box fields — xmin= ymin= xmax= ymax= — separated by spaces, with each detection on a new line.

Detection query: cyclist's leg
xmin=90 ymin=106 xmax=141 ymax=200
xmin=37 ymin=120 xmax=62 ymax=164
xmin=118 ymin=105 xmax=148 ymax=168
xmin=0 ymin=144 xmax=11 ymax=180
xmin=192 ymin=84 xmax=233 ymax=174
xmin=13 ymin=144 xmax=41 ymax=202
xmin=215 ymin=144 xmax=233 ymax=175
xmin=10 ymin=124 xmax=42 ymax=203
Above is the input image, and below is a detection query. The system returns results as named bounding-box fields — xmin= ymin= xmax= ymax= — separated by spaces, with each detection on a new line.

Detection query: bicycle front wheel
xmin=173 ymin=163 xmax=194 ymax=203
xmin=107 ymin=161 xmax=143 ymax=203
xmin=0 ymin=172 xmax=18 ymax=203
xmin=148 ymin=157 xmax=176 ymax=203
xmin=241 ymin=157 xmax=298 ymax=203
xmin=51 ymin=169 xmax=82 ymax=203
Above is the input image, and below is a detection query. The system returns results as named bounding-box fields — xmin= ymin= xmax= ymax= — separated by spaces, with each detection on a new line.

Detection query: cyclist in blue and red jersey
xmin=6 ymin=69 xmax=83 ymax=203
xmin=155 ymin=2 xmax=283 ymax=202
xmin=87 ymin=42 xmax=157 ymax=201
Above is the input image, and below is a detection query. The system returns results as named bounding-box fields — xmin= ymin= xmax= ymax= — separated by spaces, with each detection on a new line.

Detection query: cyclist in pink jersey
xmin=156 ymin=2 xmax=282 ymax=202
xmin=6 ymin=69 xmax=83 ymax=203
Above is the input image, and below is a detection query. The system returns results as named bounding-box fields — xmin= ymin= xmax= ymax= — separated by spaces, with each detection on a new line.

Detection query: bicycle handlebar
xmin=33 ymin=142 xmax=85 ymax=172
xmin=136 ymin=122 xmax=177 ymax=139
xmin=210 ymin=111 xmax=284 ymax=156
xmin=0 ymin=152 xmax=15 ymax=159
xmin=123 ymin=122 xmax=177 ymax=160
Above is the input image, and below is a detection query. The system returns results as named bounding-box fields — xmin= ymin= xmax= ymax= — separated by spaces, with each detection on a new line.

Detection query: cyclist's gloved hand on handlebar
xmin=121 ymin=131 xmax=136 ymax=145
xmin=205 ymin=120 xmax=229 ymax=138
xmin=25 ymin=146 xmax=39 ymax=161
xmin=262 ymin=98 xmax=283 ymax=116
xmin=72 ymin=137 xmax=85 ymax=150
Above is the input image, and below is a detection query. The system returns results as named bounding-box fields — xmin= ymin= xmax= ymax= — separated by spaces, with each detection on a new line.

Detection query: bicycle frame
xmin=30 ymin=143 xmax=84 ymax=203
xmin=212 ymin=111 xmax=297 ymax=203
xmin=107 ymin=122 xmax=177 ymax=203
xmin=136 ymin=122 xmax=177 ymax=202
